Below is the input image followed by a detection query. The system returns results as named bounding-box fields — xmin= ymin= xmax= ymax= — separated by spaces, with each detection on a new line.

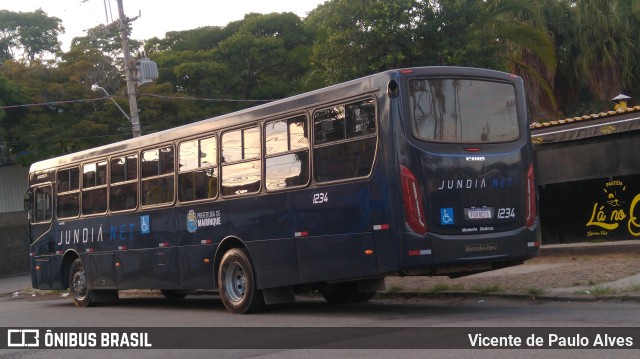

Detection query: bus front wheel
xmin=218 ymin=248 xmax=264 ymax=314
xmin=69 ymin=258 xmax=96 ymax=307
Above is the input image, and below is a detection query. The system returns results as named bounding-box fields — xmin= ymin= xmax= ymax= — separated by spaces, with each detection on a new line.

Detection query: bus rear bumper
xmin=398 ymin=223 xmax=540 ymax=277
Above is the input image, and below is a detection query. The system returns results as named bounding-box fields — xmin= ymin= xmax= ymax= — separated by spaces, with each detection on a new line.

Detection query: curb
xmin=378 ymin=240 xmax=640 ymax=303
xmin=376 ymin=290 xmax=640 ymax=303
xmin=539 ymin=240 xmax=640 ymax=257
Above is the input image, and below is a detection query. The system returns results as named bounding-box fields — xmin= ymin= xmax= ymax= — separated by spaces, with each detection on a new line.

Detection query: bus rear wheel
xmin=218 ymin=248 xmax=264 ymax=314
xmin=320 ymin=281 xmax=377 ymax=304
xmin=69 ymin=258 xmax=95 ymax=307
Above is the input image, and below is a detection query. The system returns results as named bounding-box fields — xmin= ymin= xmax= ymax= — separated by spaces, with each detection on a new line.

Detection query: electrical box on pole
xmin=135 ymin=58 xmax=159 ymax=86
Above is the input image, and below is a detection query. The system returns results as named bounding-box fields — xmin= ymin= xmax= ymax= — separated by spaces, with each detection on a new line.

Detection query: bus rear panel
xmin=395 ymin=68 xmax=539 ymax=277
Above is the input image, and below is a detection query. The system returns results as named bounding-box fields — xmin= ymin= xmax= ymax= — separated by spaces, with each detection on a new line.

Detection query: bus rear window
xmin=409 ymin=79 xmax=519 ymax=143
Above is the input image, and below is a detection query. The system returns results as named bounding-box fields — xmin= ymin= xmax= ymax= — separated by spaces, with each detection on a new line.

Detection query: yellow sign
xmin=586 ymin=180 xmax=640 ymax=237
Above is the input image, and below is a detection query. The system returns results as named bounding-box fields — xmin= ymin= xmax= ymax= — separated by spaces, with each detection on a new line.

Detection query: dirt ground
xmin=385 ymin=253 xmax=640 ymax=295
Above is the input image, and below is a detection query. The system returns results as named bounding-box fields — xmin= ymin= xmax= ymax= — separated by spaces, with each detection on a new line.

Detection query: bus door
xmin=26 ymin=184 xmax=55 ymax=289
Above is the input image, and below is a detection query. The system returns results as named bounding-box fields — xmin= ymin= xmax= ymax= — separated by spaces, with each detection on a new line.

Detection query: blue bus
xmin=25 ymin=67 xmax=540 ymax=314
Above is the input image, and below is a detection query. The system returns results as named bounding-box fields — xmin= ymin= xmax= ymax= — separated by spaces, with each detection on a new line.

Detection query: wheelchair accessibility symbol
xmin=141 ymin=215 xmax=150 ymax=234
xmin=440 ymin=208 xmax=454 ymax=225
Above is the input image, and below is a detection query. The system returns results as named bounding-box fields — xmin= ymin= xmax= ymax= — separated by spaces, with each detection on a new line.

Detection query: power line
xmin=141 ymin=93 xmax=274 ymax=103
xmin=0 ymin=94 xmax=274 ymax=109
xmin=0 ymin=97 xmax=106 ymax=109
xmin=2 ymin=133 xmax=128 ymax=147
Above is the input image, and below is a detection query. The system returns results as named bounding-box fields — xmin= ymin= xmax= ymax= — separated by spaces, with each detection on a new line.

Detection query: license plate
xmin=465 ymin=208 xmax=493 ymax=220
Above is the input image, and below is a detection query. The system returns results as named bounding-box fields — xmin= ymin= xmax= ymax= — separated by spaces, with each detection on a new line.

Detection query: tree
xmin=570 ymin=0 xmax=640 ymax=103
xmin=413 ymin=0 xmax=506 ymax=68
xmin=307 ymin=0 xmax=418 ymax=84
xmin=144 ymin=26 xmax=233 ymax=53
xmin=0 ymin=49 xmax=126 ymax=165
xmin=0 ymin=9 xmax=63 ymax=62
xmin=486 ymin=0 xmax=558 ymax=120
xmin=414 ymin=0 xmax=557 ymax=120
xmin=0 ymin=73 xmax=25 ymax=141
xmin=215 ymin=13 xmax=314 ymax=99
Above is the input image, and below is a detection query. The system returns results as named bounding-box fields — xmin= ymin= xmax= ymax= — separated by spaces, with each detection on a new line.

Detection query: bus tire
xmin=320 ymin=281 xmax=376 ymax=304
xmin=218 ymin=248 xmax=264 ymax=314
xmin=68 ymin=258 xmax=96 ymax=307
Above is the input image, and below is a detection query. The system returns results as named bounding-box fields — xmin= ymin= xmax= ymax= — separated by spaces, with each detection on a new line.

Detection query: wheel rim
xmin=223 ymin=262 xmax=246 ymax=303
xmin=71 ymin=267 xmax=88 ymax=301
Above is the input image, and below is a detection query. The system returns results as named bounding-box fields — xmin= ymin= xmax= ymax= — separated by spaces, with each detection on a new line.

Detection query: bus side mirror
xmin=387 ymin=80 xmax=399 ymax=98
xmin=24 ymin=190 xmax=33 ymax=214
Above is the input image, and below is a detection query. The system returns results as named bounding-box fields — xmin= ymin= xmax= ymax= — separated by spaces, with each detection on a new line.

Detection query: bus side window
xmin=141 ymin=146 xmax=175 ymax=206
xmin=313 ymin=99 xmax=377 ymax=182
xmin=82 ymin=162 xmax=108 ymax=215
xmin=57 ymin=167 xmax=80 ymax=218
xmin=221 ymin=127 xmax=261 ymax=196
xmin=179 ymin=136 xmax=218 ymax=202
xmin=110 ymin=154 xmax=138 ymax=211
xmin=264 ymin=115 xmax=310 ymax=191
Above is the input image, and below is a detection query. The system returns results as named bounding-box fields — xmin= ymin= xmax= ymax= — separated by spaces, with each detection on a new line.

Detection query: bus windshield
xmin=409 ymin=78 xmax=520 ymax=143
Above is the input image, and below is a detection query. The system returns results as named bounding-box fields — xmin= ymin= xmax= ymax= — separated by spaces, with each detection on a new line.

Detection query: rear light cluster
xmin=526 ymin=164 xmax=537 ymax=227
xmin=400 ymin=165 xmax=427 ymax=235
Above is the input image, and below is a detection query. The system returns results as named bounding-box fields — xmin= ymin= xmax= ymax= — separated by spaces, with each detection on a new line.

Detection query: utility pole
xmin=116 ymin=0 xmax=141 ymax=137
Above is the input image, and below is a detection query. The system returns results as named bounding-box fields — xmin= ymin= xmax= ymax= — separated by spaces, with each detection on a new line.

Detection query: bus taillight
xmin=526 ymin=164 xmax=537 ymax=228
xmin=400 ymin=165 xmax=427 ymax=235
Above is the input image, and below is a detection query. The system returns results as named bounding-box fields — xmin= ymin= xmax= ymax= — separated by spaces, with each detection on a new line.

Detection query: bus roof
xmin=29 ymin=66 xmax=514 ymax=173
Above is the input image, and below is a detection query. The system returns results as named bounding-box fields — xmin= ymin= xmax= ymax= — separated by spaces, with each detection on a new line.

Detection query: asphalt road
xmin=1 ymin=292 xmax=639 ymax=358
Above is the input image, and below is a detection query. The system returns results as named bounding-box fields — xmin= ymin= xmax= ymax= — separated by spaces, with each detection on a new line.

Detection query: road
xmin=0 ymin=292 xmax=639 ymax=358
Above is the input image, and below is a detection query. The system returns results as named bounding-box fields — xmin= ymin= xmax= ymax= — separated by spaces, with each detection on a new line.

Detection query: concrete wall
xmin=0 ymin=165 xmax=28 ymax=212
xmin=0 ymin=211 xmax=29 ymax=277
xmin=0 ymin=165 xmax=30 ymax=277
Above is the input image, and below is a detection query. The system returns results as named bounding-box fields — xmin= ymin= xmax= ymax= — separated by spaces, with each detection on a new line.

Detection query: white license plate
xmin=466 ymin=208 xmax=493 ymax=220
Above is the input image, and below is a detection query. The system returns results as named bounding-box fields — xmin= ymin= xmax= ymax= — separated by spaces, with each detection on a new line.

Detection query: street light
xmin=91 ymin=84 xmax=140 ymax=137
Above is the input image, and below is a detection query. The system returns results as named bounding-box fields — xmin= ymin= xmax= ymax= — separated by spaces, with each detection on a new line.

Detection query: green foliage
xmin=1 ymin=2 xmax=640 ymax=165
xmin=307 ymin=0 xmax=418 ymax=84
xmin=0 ymin=9 xmax=63 ymax=62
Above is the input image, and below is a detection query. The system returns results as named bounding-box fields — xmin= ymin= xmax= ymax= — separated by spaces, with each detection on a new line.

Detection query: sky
xmin=2 ymin=0 xmax=326 ymax=50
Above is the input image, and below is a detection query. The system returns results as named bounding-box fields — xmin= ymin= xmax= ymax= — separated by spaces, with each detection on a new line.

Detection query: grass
xmin=427 ymin=283 xmax=466 ymax=293
xmin=470 ymin=284 xmax=502 ymax=293
xmin=573 ymin=285 xmax=618 ymax=296
xmin=526 ymin=287 xmax=544 ymax=296
xmin=623 ymin=284 xmax=640 ymax=293
xmin=387 ymin=285 xmax=406 ymax=293
xmin=590 ymin=285 xmax=617 ymax=296
xmin=429 ymin=283 xmax=451 ymax=293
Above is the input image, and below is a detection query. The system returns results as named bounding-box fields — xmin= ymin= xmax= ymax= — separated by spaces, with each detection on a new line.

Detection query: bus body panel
xmin=112 ymin=247 xmax=180 ymax=289
xmin=291 ymin=181 xmax=377 ymax=284
xmin=24 ymin=67 xmax=539 ymax=307
xmin=392 ymin=67 xmax=539 ymax=274
xmin=228 ymin=190 xmax=301 ymax=289
xmin=428 ymin=225 xmax=539 ymax=267
xmin=421 ymin=147 xmax=527 ymax=234
xmin=296 ymin=233 xmax=378 ymax=283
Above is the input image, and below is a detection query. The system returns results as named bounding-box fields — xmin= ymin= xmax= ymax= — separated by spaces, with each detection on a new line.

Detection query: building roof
xmin=530 ymin=106 xmax=640 ymax=144
xmin=530 ymin=105 xmax=640 ymax=130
